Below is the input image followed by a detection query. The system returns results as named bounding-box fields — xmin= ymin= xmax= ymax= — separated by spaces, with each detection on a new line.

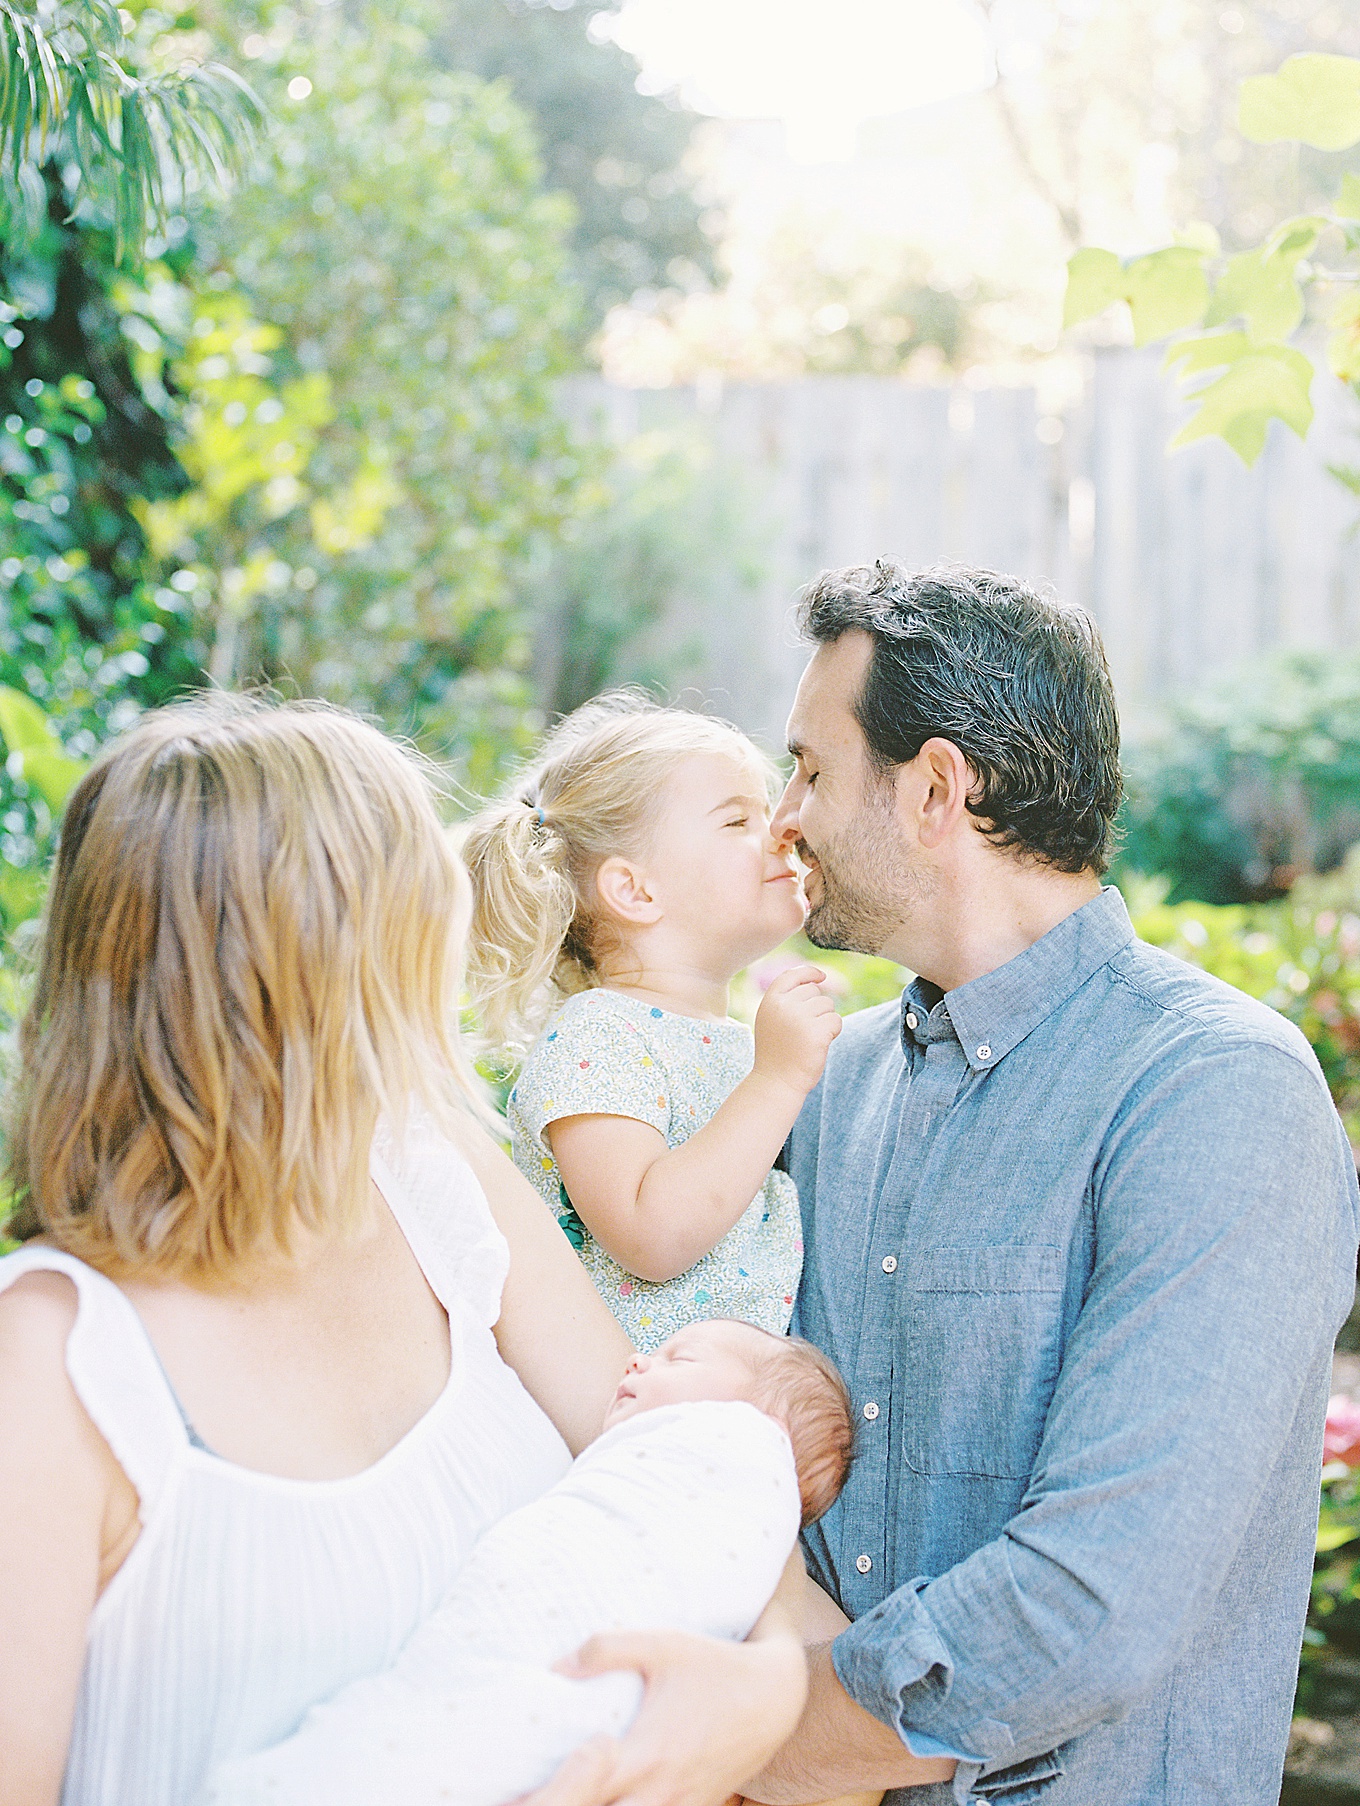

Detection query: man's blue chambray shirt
xmin=788 ymin=887 xmax=1360 ymax=1806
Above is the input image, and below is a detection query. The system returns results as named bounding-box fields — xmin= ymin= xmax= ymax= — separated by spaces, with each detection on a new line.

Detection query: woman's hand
xmin=520 ymin=1624 xmax=809 ymax=1806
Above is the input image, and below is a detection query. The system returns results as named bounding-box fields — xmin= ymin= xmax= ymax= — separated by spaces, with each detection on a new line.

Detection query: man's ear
xmin=594 ymin=855 xmax=663 ymax=927
xmin=909 ymin=737 xmax=975 ymax=850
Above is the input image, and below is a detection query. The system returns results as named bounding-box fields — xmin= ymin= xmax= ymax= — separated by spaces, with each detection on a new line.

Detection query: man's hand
xmin=519 ymin=1626 xmax=808 ymax=1806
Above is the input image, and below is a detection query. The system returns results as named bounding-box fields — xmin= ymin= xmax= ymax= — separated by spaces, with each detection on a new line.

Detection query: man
xmin=748 ymin=560 xmax=1360 ymax=1805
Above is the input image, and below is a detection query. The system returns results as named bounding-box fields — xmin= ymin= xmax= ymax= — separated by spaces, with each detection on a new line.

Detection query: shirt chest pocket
xmin=901 ymin=1244 xmax=1065 ymax=1479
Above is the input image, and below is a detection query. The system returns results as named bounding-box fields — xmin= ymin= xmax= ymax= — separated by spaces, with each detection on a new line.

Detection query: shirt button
xmin=855 ymin=1554 xmax=873 ymax=1574
xmin=976 ymin=1043 xmax=992 ymax=1061
xmin=905 ymin=1012 xmax=919 ymax=1031
xmin=863 ymin=1401 xmax=880 ymax=1421
xmin=881 ymin=1255 xmax=898 ymax=1274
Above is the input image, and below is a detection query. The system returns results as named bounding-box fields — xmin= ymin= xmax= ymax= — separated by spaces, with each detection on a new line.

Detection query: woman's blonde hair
xmin=463 ymin=692 xmax=773 ymax=1060
xmin=6 ymin=694 xmax=481 ymax=1282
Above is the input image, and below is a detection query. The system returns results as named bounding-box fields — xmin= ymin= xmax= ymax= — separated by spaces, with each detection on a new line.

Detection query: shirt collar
xmin=900 ymin=885 xmax=1136 ymax=1071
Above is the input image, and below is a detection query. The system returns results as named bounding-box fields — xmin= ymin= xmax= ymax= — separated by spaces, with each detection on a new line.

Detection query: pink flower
xmin=1324 ymin=1394 xmax=1360 ymax=1466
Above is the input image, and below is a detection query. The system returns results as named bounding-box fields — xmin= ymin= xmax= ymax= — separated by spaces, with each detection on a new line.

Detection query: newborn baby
xmin=202 ymin=1319 xmax=855 ymax=1806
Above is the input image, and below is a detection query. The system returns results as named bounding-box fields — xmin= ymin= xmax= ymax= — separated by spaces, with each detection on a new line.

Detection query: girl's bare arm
xmin=547 ymin=968 xmax=839 ymax=1283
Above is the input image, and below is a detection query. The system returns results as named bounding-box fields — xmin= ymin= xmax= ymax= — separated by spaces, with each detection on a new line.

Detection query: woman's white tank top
xmin=0 ymin=1117 xmax=573 ymax=1806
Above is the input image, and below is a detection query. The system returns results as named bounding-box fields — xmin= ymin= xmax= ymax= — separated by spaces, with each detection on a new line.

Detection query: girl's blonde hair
xmin=7 ymin=694 xmax=481 ymax=1282
xmin=463 ymin=692 xmax=773 ymax=1060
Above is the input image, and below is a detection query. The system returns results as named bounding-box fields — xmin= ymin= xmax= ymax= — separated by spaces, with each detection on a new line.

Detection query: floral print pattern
xmin=508 ymin=989 xmax=802 ymax=1351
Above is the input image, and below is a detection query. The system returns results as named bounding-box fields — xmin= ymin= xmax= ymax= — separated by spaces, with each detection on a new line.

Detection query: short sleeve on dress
xmin=513 ymin=994 xmax=672 ymax=1145
xmin=0 ymin=1246 xmax=187 ymax=1519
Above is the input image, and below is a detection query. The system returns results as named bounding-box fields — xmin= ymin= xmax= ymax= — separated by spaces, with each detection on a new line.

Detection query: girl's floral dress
xmin=507 ymin=988 xmax=802 ymax=1351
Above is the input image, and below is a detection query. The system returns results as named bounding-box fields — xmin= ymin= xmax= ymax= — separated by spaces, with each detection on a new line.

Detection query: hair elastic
xmin=534 ymin=807 xmax=546 ymax=827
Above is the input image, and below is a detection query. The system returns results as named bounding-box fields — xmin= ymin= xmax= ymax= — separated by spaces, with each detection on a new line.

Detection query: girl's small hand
xmin=752 ymin=966 xmax=842 ymax=1098
xmin=519 ymin=1626 xmax=808 ymax=1806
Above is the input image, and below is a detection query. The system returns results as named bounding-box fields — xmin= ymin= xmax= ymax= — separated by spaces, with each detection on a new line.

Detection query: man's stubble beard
xmin=801 ymin=792 xmax=921 ymax=957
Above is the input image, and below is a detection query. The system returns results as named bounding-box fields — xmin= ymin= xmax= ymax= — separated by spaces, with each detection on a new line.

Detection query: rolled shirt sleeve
xmin=833 ymin=1037 xmax=1358 ymax=1799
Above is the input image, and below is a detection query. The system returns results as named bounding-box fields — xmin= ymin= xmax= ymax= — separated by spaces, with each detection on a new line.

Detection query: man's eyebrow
xmin=787 ymin=738 xmax=814 ymax=763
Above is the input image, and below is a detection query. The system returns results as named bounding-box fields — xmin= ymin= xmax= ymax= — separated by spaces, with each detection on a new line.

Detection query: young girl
xmin=463 ymin=694 xmax=841 ymax=1350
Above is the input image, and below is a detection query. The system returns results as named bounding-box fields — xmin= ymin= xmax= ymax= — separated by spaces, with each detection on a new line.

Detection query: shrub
xmin=1118 ymin=650 xmax=1360 ymax=906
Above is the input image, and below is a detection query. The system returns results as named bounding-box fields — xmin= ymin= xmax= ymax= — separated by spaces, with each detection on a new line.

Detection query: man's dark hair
xmin=798 ymin=560 xmax=1122 ymax=875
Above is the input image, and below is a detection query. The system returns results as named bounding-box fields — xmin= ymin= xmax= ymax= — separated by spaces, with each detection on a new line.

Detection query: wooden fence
xmin=562 ymin=354 xmax=1360 ymax=748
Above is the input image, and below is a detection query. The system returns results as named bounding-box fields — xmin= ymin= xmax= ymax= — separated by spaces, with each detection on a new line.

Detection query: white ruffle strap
xmin=0 ymin=1245 xmax=187 ymax=1517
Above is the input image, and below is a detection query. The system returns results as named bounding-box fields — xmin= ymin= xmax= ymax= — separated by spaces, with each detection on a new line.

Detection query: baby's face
xmin=603 ymin=1321 xmax=763 ymax=1429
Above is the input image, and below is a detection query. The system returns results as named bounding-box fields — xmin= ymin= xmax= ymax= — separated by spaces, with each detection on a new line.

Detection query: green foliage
xmin=1239 ymin=53 xmax=1360 ymax=154
xmin=179 ymin=1 xmax=583 ymax=786
xmin=0 ymin=0 xmax=260 ymax=260
xmin=0 ymin=170 xmax=214 ymax=945
xmin=1119 ymin=649 xmax=1360 ymax=908
xmin=1065 ymin=50 xmax=1360 ymax=466
xmin=1063 ymin=245 xmax=1210 ymax=348
xmin=0 ymin=684 xmax=85 ymax=811
xmin=0 ymin=362 xmax=193 ymax=931
xmin=424 ymin=0 xmax=714 ymax=330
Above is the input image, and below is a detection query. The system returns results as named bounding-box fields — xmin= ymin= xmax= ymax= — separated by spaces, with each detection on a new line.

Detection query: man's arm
xmin=760 ymin=1039 xmax=1359 ymax=1797
xmin=749 ymin=1645 xmax=955 ymax=1802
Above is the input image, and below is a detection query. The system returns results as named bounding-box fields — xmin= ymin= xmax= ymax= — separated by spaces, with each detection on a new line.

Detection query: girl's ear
xmin=595 ymin=855 xmax=663 ymax=928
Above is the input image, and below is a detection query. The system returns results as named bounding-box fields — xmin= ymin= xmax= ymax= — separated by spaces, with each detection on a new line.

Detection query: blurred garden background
xmin=5 ymin=0 xmax=1360 ymax=1780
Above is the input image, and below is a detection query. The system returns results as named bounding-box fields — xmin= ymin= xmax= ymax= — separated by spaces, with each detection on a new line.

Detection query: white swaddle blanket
xmin=201 ymin=1399 xmax=801 ymax=1806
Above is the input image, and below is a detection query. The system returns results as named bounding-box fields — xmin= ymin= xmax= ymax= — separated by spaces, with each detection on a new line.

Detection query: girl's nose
xmin=627 ymin=1353 xmax=650 ymax=1375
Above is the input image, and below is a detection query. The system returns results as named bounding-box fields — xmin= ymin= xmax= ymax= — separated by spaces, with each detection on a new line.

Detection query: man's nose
xmin=770 ymin=781 xmax=800 ymax=850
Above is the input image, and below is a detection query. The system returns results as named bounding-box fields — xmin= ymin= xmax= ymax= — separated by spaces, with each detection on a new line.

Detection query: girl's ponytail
xmin=462 ymin=795 xmax=580 ymax=1061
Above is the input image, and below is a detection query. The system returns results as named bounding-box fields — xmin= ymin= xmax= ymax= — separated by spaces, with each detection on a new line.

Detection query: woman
xmin=0 ymin=696 xmax=806 ymax=1806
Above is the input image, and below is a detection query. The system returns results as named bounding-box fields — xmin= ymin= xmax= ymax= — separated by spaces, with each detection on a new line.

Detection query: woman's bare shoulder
xmin=0 ymin=1264 xmax=82 ymax=1355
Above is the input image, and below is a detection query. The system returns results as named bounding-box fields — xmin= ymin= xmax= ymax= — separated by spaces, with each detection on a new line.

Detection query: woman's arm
xmin=0 ymin=1273 xmax=126 ymax=1806
xmin=450 ymin=1115 xmax=633 ymax=1455
xmin=548 ymin=969 xmax=840 ymax=1283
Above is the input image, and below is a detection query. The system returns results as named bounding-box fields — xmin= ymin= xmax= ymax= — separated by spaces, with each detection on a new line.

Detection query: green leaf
xmin=1170 ymin=344 xmax=1315 ymax=467
xmin=18 ymin=747 xmax=87 ymax=812
xmin=1206 ymin=248 xmax=1309 ymax=340
xmin=0 ymin=686 xmax=87 ymax=810
xmin=1329 ymin=290 xmax=1360 ymax=383
xmin=1124 ymin=247 xmax=1210 ymax=346
xmin=1239 ymin=53 xmax=1360 ymax=152
xmin=1265 ymin=214 xmax=1328 ymax=260
xmin=0 ymin=684 xmax=61 ymax=755
xmin=1318 ymin=1521 xmax=1360 ymax=1553
xmin=1065 ymin=245 xmax=1210 ymax=343
xmin=1063 ymin=247 xmax=1124 ymax=328
xmin=0 ymin=859 xmax=45 ymax=930
xmin=1164 ymin=330 xmax=1253 ymax=377
xmin=1339 ymin=171 xmax=1360 ymax=221
xmin=1175 ymin=222 xmax=1221 ymax=257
